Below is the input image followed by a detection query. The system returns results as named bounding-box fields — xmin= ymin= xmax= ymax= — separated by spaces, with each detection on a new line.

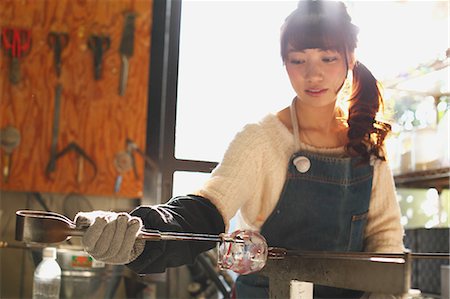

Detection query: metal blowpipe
xmin=15 ymin=210 xmax=240 ymax=244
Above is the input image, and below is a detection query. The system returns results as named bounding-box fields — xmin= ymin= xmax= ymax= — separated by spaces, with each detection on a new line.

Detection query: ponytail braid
xmin=346 ymin=62 xmax=391 ymax=162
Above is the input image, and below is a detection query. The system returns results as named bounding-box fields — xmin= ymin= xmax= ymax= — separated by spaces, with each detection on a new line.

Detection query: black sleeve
xmin=126 ymin=195 xmax=226 ymax=274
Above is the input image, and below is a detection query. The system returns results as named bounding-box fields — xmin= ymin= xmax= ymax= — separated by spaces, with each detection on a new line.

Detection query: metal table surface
xmin=258 ymin=251 xmax=412 ymax=298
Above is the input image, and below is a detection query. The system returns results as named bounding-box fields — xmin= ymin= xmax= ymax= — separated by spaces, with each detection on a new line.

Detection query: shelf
xmin=394 ymin=167 xmax=450 ymax=190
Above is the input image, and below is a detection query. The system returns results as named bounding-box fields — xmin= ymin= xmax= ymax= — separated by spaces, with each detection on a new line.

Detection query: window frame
xmin=144 ymin=0 xmax=217 ymax=205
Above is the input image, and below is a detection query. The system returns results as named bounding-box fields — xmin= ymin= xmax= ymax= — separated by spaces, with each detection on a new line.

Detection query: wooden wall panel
xmin=0 ymin=0 xmax=153 ymax=198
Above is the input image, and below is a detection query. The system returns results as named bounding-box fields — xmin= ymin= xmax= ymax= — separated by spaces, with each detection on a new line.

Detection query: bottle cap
xmin=43 ymin=247 xmax=57 ymax=259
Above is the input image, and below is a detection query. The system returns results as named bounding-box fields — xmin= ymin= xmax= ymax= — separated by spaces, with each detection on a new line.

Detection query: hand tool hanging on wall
xmin=87 ymin=34 xmax=110 ymax=80
xmin=112 ymin=139 xmax=159 ymax=192
xmin=127 ymin=141 xmax=139 ymax=179
xmin=113 ymin=151 xmax=133 ymax=193
xmin=45 ymin=84 xmax=62 ymax=179
xmin=126 ymin=138 xmax=159 ymax=177
xmin=1 ymin=27 xmax=32 ymax=84
xmin=47 ymin=32 xmax=69 ymax=77
xmin=0 ymin=125 xmax=21 ymax=183
xmin=118 ymin=12 xmax=136 ymax=96
xmin=46 ymin=142 xmax=97 ymax=184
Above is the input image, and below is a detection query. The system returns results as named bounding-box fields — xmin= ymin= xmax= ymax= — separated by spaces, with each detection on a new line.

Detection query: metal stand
xmin=258 ymin=251 xmax=412 ymax=298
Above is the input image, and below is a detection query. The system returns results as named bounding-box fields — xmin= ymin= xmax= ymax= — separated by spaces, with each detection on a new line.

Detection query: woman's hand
xmin=74 ymin=211 xmax=145 ymax=264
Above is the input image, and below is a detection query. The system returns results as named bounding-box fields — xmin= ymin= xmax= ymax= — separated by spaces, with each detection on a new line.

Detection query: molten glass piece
xmin=217 ymin=230 xmax=268 ymax=275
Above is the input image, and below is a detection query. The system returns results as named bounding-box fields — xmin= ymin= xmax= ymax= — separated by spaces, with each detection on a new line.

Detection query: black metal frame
xmin=144 ymin=0 xmax=218 ymax=203
xmin=142 ymin=2 xmax=221 ymax=297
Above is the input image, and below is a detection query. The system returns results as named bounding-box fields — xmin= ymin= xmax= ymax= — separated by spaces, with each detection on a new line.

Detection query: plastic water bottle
xmin=32 ymin=247 xmax=61 ymax=299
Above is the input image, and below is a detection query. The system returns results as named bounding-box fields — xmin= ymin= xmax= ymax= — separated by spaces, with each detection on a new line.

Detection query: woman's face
xmin=285 ymin=47 xmax=348 ymax=108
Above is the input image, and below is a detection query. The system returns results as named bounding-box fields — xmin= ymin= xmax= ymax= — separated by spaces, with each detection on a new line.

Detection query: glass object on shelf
xmin=217 ymin=230 xmax=268 ymax=275
xmin=397 ymin=188 xmax=449 ymax=228
xmin=394 ymin=66 xmax=449 ymax=95
xmin=385 ymin=135 xmax=401 ymax=175
xmin=437 ymin=110 xmax=449 ymax=167
xmin=398 ymin=131 xmax=414 ymax=174
xmin=411 ymin=127 xmax=441 ymax=171
xmin=385 ymin=92 xmax=449 ymax=173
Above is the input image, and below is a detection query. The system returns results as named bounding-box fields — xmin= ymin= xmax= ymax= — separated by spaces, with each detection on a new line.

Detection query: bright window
xmin=175 ymin=1 xmax=449 ymax=164
xmin=175 ymin=1 xmax=297 ymax=162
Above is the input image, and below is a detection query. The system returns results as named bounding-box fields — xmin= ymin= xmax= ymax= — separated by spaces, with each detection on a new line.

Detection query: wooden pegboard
xmin=0 ymin=0 xmax=153 ymax=198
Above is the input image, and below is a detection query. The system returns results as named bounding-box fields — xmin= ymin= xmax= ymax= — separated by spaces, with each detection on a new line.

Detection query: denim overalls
xmin=235 ymin=99 xmax=374 ymax=298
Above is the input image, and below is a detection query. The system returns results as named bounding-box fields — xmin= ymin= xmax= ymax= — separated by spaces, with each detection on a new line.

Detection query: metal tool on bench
xmin=1 ymin=27 xmax=32 ymax=84
xmin=0 ymin=125 xmax=21 ymax=183
xmin=47 ymin=32 xmax=69 ymax=77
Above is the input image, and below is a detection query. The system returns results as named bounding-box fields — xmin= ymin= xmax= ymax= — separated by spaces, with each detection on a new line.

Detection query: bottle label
xmin=71 ymin=255 xmax=92 ymax=268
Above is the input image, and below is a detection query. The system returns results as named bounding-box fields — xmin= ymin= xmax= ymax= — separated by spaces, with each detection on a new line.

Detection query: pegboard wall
xmin=0 ymin=0 xmax=153 ymax=198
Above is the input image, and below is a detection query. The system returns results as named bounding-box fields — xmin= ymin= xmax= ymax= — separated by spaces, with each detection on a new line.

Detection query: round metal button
xmin=293 ymin=156 xmax=311 ymax=173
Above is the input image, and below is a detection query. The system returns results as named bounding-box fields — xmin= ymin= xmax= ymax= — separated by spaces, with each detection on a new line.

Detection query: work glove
xmin=74 ymin=211 xmax=145 ymax=264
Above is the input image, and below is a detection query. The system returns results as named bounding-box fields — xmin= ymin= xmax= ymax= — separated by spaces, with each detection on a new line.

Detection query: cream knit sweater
xmin=195 ymin=114 xmax=404 ymax=253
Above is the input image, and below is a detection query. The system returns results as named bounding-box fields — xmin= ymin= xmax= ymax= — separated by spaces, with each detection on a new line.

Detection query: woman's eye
xmin=289 ymin=59 xmax=305 ymax=65
xmin=323 ymin=56 xmax=338 ymax=63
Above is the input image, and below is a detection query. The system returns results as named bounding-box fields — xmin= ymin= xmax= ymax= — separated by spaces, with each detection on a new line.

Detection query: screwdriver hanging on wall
xmin=118 ymin=11 xmax=136 ymax=96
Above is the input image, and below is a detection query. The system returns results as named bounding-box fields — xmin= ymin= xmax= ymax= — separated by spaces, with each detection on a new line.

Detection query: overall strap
xmin=290 ymin=97 xmax=301 ymax=152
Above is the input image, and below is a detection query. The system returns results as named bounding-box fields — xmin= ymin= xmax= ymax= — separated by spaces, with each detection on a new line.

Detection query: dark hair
xmin=281 ymin=0 xmax=391 ymax=162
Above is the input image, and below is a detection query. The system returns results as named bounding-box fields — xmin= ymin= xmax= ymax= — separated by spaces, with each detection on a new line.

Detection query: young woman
xmin=76 ymin=1 xmax=404 ymax=298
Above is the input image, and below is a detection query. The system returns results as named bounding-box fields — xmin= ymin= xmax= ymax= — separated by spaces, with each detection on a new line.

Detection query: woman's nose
xmin=305 ymin=63 xmax=324 ymax=82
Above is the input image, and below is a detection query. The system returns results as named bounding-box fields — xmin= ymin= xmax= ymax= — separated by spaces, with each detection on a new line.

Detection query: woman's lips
xmin=304 ymin=88 xmax=328 ymax=97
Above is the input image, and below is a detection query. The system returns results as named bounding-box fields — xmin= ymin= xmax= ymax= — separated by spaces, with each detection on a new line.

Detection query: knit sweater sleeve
xmin=364 ymin=160 xmax=405 ymax=252
xmin=194 ymin=123 xmax=266 ymax=227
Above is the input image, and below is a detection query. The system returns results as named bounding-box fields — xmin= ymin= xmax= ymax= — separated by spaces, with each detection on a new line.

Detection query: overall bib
xmin=235 ymin=100 xmax=374 ymax=299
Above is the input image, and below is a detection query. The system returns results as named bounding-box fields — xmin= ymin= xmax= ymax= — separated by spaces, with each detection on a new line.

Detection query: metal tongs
xmin=15 ymin=210 xmax=240 ymax=244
